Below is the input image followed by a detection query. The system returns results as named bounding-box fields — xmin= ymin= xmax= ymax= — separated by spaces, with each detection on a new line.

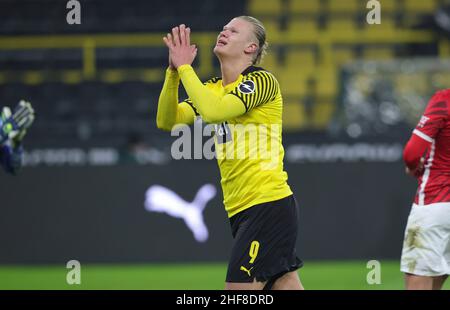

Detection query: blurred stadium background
xmin=1 ymin=0 xmax=450 ymax=289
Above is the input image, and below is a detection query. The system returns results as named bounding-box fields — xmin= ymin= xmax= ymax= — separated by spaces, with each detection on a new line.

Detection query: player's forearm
xmin=156 ymin=68 xmax=181 ymax=131
xmin=177 ymin=65 xmax=245 ymax=123
xmin=403 ymin=134 xmax=430 ymax=170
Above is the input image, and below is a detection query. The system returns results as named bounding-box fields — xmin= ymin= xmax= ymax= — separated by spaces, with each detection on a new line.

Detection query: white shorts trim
xmin=400 ymin=203 xmax=450 ymax=276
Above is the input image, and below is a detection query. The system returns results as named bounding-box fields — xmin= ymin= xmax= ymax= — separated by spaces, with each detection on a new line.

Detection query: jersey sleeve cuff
xmin=165 ymin=68 xmax=180 ymax=85
xmin=413 ymin=129 xmax=434 ymax=143
xmin=177 ymin=64 xmax=194 ymax=76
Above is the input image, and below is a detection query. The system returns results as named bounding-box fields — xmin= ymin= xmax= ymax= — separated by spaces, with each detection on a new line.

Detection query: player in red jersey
xmin=401 ymin=89 xmax=450 ymax=290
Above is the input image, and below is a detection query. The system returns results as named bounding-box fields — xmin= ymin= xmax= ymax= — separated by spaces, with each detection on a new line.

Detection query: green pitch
xmin=0 ymin=261 xmax=449 ymax=290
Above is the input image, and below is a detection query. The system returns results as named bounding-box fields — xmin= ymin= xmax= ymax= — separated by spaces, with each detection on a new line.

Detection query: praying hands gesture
xmin=163 ymin=24 xmax=197 ymax=70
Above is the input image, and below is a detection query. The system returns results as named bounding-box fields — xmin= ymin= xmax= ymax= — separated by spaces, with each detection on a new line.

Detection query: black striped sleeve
xmin=229 ymin=71 xmax=279 ymax=112
xmin=182 ymin=98 xmax=199 ymax=116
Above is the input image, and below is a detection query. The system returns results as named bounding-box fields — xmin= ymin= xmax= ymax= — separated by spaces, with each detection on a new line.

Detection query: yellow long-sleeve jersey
xmin=157 ymin=64 xmax=292 ymax=217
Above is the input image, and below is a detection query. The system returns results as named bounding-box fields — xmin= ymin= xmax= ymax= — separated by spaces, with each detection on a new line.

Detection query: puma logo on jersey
xmin=240 ymin=266 xmax=254 ymax=277
xmin=238 ymin=80 xmax=256 ymax=94
xmin=144 ymin=184 xmax=216 ymax=242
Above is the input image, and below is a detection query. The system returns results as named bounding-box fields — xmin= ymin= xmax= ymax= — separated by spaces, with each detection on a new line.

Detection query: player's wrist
xmin=166 ymin=66 xmax=179 ymax=78
xmin=177 ymin=64 xmax=193 ymax=75
xmin=167 ymin=66 xmax=177 ymax=73
xmin=165 ymin=67 xmax=180 ymax=85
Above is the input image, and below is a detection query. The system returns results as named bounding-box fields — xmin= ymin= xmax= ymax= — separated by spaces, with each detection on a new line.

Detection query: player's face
xmin=214 ymin=18 xmax=258 ymax=61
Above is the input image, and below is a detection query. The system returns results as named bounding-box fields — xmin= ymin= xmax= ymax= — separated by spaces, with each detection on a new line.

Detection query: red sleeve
xmin=404 ymin=91 xmax=449 ymax=170
xmin=403 ymin=134 xmax=430 ymax=170
xmin=414 ymin=92 xmax=449 ymax=141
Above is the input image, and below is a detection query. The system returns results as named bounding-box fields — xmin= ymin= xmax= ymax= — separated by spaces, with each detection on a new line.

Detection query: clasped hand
xmin=163 ymin=24 xmax=197 ymax=70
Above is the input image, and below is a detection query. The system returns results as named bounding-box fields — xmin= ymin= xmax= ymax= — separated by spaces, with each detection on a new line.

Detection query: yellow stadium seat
xmin=378 ymin=0 xmax=398 ymax=13
xmin=326 ymin=18 xmax=358 ymax=35
xmin=283 ymin=101 xmax=306 ymax=130
xmin=315 ymin=67 xmax=338 ymax=98
xmin=402 ymin=14 xmax=424 ymax=28
xmin=278 ymin=69 xmax=311 ymax=97
xmin=285 ymin=50 xmax=316 ymax=68
xmin=261 ymin=19 xmax=281 ymax=38
xmin=327 ymin=18 xmax=358 ymax=30
xmin=247 ymin=0 xmax=283 ymax=15
xmin=289 ymin=0 xmax=321 ymax=14
xmin=363 ymin=18 xmax=397 ymax=34
xmin=327 ymin=0 xmax=361 ymax=13
xmin=261 ymin=53 xmax=278 ymax=70
xmin=332 ymin=49 xmax=355 ymax=66
xmin=287 ymin=19 xmax=319 ymax=37
xmin=313 ymin=102 xmax=335 ymax=129
xmin=363 ymin=47 xmax=394 ymax=60
xmin=403 ymin=0 xmax=437 ymax=13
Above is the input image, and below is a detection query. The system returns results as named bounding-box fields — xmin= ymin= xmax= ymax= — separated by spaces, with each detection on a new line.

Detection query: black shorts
xmin=225 ymin=194 xmax=303 ymax=283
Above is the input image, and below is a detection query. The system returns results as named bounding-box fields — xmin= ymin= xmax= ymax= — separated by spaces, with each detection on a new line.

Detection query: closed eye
xmin=223 ymin=27 xmax=238 ymax=33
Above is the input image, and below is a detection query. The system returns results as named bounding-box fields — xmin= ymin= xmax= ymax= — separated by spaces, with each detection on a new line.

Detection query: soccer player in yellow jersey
xmin=157 ymin=16 xmax=304 ymax=290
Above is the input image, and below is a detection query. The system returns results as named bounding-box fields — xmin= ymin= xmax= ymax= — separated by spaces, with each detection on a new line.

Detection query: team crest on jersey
xmin=238 ymin=80 xmax=256 ymax=94
xmin=418 ymin=115 xmax=430 ymax=128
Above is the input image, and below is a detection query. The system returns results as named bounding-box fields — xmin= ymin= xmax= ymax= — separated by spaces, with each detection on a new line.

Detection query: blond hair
xmin=237 ymin=16 xmax=268 ymax=65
